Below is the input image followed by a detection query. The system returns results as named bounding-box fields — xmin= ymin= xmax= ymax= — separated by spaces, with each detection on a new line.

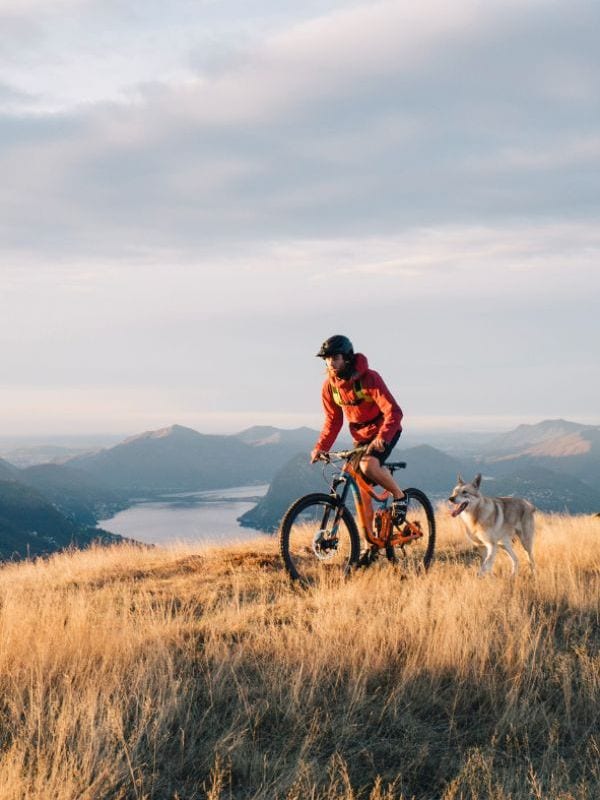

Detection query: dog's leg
xmin=463 ymin=523 xmax=477 ymax=545
xmin=479 ymin=542 xmax=497 ymax=576
xmin=501 ymin=537 xmax=519 ymax=576
xmin=524 ymin=545 xmax=535 ymax=573
xmin=463 ymin=524 xmax=487 ymax=566
xmin=519 ymin=515 xmax=536 ymax=573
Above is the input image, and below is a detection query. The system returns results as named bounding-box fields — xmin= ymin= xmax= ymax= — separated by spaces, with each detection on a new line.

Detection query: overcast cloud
xmin=0 ymin=0 xmax=598 ymax=435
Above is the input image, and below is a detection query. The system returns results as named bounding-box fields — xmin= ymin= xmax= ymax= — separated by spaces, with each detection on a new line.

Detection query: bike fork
xmin=321 ymin=482 xmax=349 ymax=536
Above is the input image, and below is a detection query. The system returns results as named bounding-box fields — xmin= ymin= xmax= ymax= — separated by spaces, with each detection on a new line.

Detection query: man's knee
xmin=360 ymin=455 xmax=380 ymax=475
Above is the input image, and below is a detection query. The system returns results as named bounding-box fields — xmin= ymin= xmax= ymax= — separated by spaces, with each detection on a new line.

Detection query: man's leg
xmin=359 ymin=453 xmax=408 ymax=526
xmin=359 ymin=455 xmax=405 ymax=500
xmin=358 ymin=431 xmax=407 ymax=526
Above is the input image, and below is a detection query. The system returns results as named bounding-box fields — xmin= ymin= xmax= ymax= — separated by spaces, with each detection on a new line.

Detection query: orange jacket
xmin=314 ymin=353 xmax=403 ymax=452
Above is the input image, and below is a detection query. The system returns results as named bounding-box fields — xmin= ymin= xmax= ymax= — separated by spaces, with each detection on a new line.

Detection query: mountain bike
xmin=278 ymin=446 xmax=435 ymax=584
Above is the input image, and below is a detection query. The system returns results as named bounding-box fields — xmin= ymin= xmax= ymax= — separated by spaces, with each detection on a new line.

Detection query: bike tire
xmin=394 ymin=487 xmax=436 ymax=571
xmin=278 ymin=493 xmax=361 ymax=584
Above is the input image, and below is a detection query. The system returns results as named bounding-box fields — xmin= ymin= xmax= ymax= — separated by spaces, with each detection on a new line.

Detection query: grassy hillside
xmin=0 ymin=512 xmax=598 ymax=799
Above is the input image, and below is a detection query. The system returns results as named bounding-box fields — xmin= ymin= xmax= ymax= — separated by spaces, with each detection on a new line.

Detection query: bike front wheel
xmin=279 ymin=493 xmax=361 ymax=584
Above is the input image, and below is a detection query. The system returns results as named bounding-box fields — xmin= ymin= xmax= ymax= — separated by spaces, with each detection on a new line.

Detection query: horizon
xmin=1 ymin=414 xmax=599 ymax=450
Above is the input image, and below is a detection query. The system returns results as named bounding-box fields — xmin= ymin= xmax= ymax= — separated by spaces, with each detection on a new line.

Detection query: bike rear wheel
xmin=391 ymin=487 xmax=436 ymax=572
xmin=279 ymin=492 xmax=361 ymax=584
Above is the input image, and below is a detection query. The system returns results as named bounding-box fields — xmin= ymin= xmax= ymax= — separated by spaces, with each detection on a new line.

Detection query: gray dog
xmin=449 ymin=474 xmax=536 ymax=576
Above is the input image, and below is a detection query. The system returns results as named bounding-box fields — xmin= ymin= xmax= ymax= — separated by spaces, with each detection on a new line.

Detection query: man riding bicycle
xmin=311 ymin=335 xmax=408 ymax=533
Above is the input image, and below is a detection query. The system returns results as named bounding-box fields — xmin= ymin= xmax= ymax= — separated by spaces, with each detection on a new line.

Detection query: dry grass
xmin=0 ymin=511 xmax=598 ymax=799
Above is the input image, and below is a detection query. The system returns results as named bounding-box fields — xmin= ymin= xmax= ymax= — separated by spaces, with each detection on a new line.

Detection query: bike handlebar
xmin=317 ymin=445 xmax=369 ymax=462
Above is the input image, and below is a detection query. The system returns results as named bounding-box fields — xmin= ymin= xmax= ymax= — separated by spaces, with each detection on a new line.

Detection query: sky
xmin=1 ymin=0 xmax=599 ymax=437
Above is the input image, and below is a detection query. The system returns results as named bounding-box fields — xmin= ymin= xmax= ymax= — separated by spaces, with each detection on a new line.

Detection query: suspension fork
xmin=320 ymin=476 xmax=350 ymax=536
xmin=346 ymin=479 xmax=374 ymax=540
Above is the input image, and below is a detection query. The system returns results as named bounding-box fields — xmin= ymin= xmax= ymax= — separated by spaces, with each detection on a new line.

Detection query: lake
xmin=98 ymin=484 xmax=270 ymax=546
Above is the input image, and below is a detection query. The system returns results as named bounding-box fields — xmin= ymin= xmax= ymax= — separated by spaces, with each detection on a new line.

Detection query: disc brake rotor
xmin=312 ymin=530 xmax=339 ymax=561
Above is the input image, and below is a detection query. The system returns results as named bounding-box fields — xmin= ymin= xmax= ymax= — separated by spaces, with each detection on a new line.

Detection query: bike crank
xmin=391 ymin=520 xmax=424 ymax=545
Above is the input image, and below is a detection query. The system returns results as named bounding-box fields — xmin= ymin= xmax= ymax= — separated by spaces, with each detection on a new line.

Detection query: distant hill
xmin=482 ymin=467 xmax=600 ymax=514
xmin=1 ymin=444 xmax=96 ymax=468
xmin=0 ymin=479 xmax=122 ymax=560
xmin=68 ymin=425 xmax=256 ymax=493
xmin=239 ymin=454 xmax=326 ymax=532
xmin=478 ymin=420 xmax=600 ymax=494
xmin=399 ymin=445 xmax=467 ymax=497
xmin=67 ymin=424 xmax=321 ymax=497
xmin=0 ymin=457 xmax=19 ymax=481
xmin=524 ymin=427 xmax=600 ymax=486
xmin=19 ymin=463 xmax=127 ymax=526
xmin=483 ymin=419 xmax=598 ymax=456
xmin=233 ymin=426 xmax=319 ymax=447
xmin=480 ymin=458 xmax=600 ymax=512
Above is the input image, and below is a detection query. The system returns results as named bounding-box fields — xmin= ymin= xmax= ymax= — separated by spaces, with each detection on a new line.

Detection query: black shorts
xmin=356 ymin=430 xmax=401 ymax=466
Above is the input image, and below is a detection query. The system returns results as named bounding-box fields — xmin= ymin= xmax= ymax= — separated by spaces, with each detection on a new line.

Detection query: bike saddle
xmin=384 ymin=461 xmax=407 ymax=470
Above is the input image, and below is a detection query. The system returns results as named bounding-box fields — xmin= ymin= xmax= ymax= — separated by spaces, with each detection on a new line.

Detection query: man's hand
xmin=367 ymin=437 xmax=386 ymax=454
xmin=310 ymin=449 xmax=326 ymax=463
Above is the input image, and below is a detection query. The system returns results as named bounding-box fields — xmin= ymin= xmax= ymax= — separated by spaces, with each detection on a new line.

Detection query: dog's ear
xmin=473 ymin=473 xmax=482 ymax=489
xmin=457 ymin=473 xmax=464 ymax=485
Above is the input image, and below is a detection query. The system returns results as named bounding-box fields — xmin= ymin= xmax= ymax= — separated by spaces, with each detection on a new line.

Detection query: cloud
xmin=148 ymin=0 xmax=549 ymax=127
xmin=2 ymin=214 xmax=598 ymax=431
xmin=464 ymin=135 xmax=600 ymax=172
xmin=0 ymin=0 xmax=84 ymax=10
xmin=3 ymin=222 xmax=598 ymax=332
xmin=318 ymin=222 xmax=600 ymax=284
xmin=1 ymin=0 xmax=598 ymax=436
xmin=0 ymin=80 xmax=39 ymax=112
xmin=0 ymin=1 xmax=598 ymax=266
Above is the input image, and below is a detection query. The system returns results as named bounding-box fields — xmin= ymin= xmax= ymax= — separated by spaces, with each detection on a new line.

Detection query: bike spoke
xmin=279 ymin=494 xmax=360 ymax=584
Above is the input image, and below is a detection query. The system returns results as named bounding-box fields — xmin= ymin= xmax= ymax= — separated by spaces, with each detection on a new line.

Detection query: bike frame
xmin=328 ymin=457 xmax=421 ymax=549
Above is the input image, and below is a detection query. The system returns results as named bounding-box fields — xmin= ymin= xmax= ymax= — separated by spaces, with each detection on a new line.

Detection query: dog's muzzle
xmin=449 ymin=500 xmax=469 ymax=517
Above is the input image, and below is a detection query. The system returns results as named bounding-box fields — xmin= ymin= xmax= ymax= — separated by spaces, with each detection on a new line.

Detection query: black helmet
xmin=316 ymin=334 xmax=354 ymax=359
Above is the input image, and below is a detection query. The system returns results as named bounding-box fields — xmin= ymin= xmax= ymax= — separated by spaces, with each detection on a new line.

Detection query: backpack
xmin=329 ymin=379 xmax=375 ymax=407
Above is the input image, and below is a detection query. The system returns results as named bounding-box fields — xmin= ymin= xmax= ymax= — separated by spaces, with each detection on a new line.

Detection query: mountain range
xmin=240 ymin=419 xmax=600 ymax=531
xmin=65 ymin=424 xmax=321 ymax=493
xmin=0 ymin=479 xmax=122 ymax=560
xmin=0 ymin=425 xmax=320 ymax=559
xmin=1 ymin=418 xmax=599 ymax=553
xmin=19 ymin=463 xmax=127 ymax=526
xmin=481 ymin=419 xmax=595 ymax=455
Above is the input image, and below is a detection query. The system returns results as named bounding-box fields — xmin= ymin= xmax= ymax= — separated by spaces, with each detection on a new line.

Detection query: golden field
xmin=0 ymin=511 xmax=598 ymax=799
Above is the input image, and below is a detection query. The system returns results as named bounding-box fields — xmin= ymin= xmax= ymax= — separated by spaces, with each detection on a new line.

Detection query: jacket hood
xmin=351 ymin=353 xmax=369 ymax=381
